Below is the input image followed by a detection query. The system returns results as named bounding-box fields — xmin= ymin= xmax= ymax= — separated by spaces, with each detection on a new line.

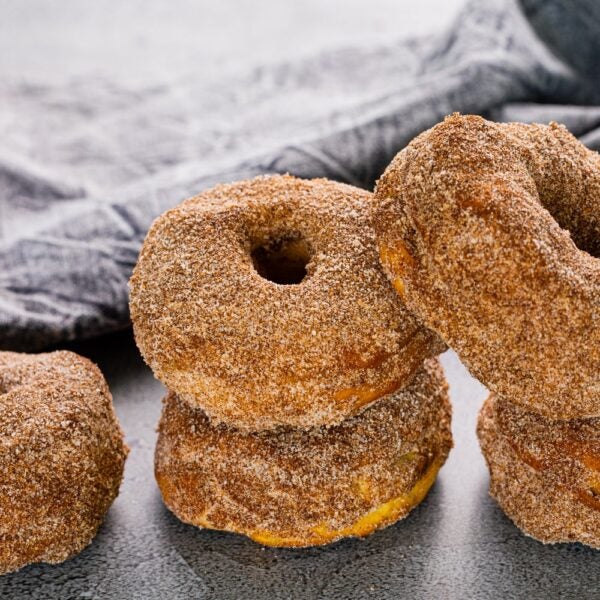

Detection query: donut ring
xmin=374 ymin=114 xmax=600 ymax=419
xmin=0 ymin=351 xmax=128 ymax=575
xmin=478 ymin=396 xmax=599 ymax=548
xmin=131 ymin=174 xmax=444 ymax=431
xmin=155 ymin=358 xmax=452 ymax=547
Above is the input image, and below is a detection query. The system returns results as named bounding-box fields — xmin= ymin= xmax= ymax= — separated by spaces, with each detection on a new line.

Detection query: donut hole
xmin=542 ymin=201 xmax=600 ymax=259
xmin=571 ymin=228 xmax=600 ymax=259
xmin=251 ymin=235 xmax=311 ymax=285
xmin=535 ymin=176 xmax=600 ymax=259
xmin=567 ymin=227 xmax=600 ymax=259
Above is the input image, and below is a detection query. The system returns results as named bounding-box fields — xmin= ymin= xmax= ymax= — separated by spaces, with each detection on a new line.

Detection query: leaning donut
xmin=478 ymin=395 xmax=599 ymax=548
xmin=374 ymin=114 xmax=600 ymax=419
xmin=155 ymin=358 xmax=452 ymax=547
xmin=0 ymin=351 xmax=128 ymax=575
xmin=130 ymin=174 xmax=444 ymax=431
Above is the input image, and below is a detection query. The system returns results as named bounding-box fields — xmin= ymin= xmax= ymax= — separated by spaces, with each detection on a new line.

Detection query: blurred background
xmin=0 ymin=1 xmax=462 ymax=82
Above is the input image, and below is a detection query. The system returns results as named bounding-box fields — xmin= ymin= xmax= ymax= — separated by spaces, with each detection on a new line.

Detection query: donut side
xmin=0 ymin=351 xmax=128 ymax=575
xmin=492 ymin=395 xmax=600 ymax=507
xmin=374 ymin=114 xmax=600 ymax=418
xmin=477 ymin=396 xmax=600 ymax=548
xmin=155 ymin=358 xmax=452 ymax=547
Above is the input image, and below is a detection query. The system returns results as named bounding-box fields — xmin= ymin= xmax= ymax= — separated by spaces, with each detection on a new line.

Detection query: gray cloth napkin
xmin=1 ymin=0 xmax=599 ymax=350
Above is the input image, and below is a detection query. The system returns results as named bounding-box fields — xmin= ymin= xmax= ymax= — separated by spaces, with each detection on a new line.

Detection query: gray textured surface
xmin=1 ymin=331 xmax=599 ymax=599
xmin=2 ymin=0 xmax=600 ymax=350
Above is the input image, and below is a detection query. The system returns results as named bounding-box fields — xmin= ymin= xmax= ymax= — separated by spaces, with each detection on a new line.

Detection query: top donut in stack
xmin=130 ymin=174 xmax=446 ymax=431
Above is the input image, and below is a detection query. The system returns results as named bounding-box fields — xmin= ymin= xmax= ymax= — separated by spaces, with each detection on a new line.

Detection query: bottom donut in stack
xmin=478 ymin=395 xmax=600 ymax=548
xmin=155 ymin=358 xmax=452 ymax=547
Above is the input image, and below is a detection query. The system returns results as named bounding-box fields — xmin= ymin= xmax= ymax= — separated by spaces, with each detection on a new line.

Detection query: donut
xmin=374 ymin=114 xmax=600 ymax=419
xmin=0 ymin=351 xmax=128 ymax=575
xmin=478 ymin=395 xmax=599 ymax=548
xmin=130 ymin=174 xmax=445 ymax=431
xmin=155 ymin=358 xmax=452 ymax=547
xmin=491 ymin=394 xmax=600 ymax=507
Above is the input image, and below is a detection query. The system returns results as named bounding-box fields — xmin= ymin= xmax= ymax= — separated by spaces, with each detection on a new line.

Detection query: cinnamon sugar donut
xmin=155 ymin=359 xmax=452 ymax=547
xmin=478 ymin=395 xmax=599 ymax=548
xmin=0 ymin=351 xmax=128 ymax=575
xmin=130 ymin=174 xmax=444 ymax=431
xmin=492 ymin=395 xmax=600 ymax=508
xmin=375 ymin=114 xmax=600 ymax=419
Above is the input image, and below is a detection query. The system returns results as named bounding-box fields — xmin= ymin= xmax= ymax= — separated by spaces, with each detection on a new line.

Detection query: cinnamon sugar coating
xmin=130 ymin=174 xmax=444 ymax=431
xmin=478 ymin=396 xmax=599 ymax=548
xmin=155 ymin=359 xmax=452 ymax=547
xmin=0 ymin=351 xmax=128 ymax=575
xmin=375 ymin=114 xmax=600 ymax=419
xmin=492 ymin=395 xmax=600 ymax=508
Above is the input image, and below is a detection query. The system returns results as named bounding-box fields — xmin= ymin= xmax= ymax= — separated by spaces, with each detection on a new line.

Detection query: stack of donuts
xmin=1 ymin=113 xmax=596 ymax=575
xmin=129 ymin=175 xmax=453 ymax=546
xmin=374 ymin=114 xmax=600 ymax=547
xmin=131 ymin=113 xmax=598 ymax=548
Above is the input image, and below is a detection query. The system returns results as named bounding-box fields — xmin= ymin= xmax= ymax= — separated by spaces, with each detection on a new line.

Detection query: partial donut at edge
xmin=491 ymin=394 xmax=600 ymax=507
xmin=375 ymin=114 xmax=600 ymax=419
xmin=478 ymin=396 xmax=599 ymax=548
xmin=0 ymin=351 xmax=128 ymax=575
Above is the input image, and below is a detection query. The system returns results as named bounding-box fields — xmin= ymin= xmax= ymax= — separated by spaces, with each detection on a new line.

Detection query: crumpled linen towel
xmin=1 ymin=0 xmax=599 ymax=350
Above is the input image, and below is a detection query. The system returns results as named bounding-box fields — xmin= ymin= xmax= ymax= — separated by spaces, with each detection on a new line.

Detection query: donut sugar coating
xmin=130 ymin=174 xmax=445 ymax=431
xmin=491 ymin=394 xmax=600 ymax=506
xmin=374 ymin=114 xmax=600 ymax=419
xmin=0 ymin=351 xmax=128 ymax=575
xmin=478 ymin=395 xmax=599 ymax=548
xmin=155 ymin=358 xmax=452 ymax=547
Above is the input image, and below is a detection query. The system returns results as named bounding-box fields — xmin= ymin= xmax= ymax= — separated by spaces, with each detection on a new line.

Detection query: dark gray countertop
xmin=1 ymin=330 xmax=598 ymax=599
